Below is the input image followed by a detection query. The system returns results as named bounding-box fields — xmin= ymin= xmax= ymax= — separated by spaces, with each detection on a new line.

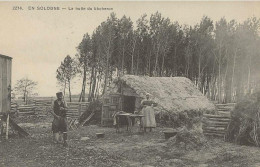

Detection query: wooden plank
xmin=203 ymin=127 xmax=226 ymax=131
xmin=203 ymin=130 xmax=226 ymax=135
xmin=205 ymin=121 xmax=229 ymax=125
xmin=205 ymin=121 xmax=229 ymax=124
xmin=218 ymin=111 xmax=231 ymax=115
xmin=18 ymin=108 xmax=35 ymax=111
xmin=18 ymin=106 xmax=36 ymax=108
xmin=203 ymin=125 xmax=228 ymax=129
xmin=2 ymin=59 xmax=7 ymax=113
xmin=206 ymin=118 xmax=230 ymax=122
xmin=5 ymin=59 xmax=10 ymax=113
xmin=0 ymin=58 xmax=3 ymax=113
xmin=19 ymin=105 xmax=35 ymax=108
xmin=203 ymin=130 xmax=226 ymax=134
xmin=203 ymin=114 xmax=230 ymax=118
xmin=18 ymin=111 xmax=35 ymax=115
xmin=204 ymin=132 xmax=225 ymax=137
xmin=203 ymin=127 xmax=226 ymax=130
xmin=216 ymin=109 xmax=233 ymax=112
xmin=215 ymin=103 xmax=236 ymax=106
xmin=203 ymin=132 xmax=226 ymax=135
xmin=204 ymin=130 xmax=226 ymax=134
xmin=2 ymin=115 xmax=30 ymax=137
xmin=6 ymin=114 xmax=9 ymax=139
xmin=7 ymin=59 xmax=11 ymax=113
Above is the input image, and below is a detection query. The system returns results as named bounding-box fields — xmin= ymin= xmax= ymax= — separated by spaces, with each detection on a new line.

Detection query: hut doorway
xmin=122 ymin=96 xmax=136 ymax=113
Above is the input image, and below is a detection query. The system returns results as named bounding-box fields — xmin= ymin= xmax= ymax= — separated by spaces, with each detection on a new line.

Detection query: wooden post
xmin=6 ymin=114 xmax=9 ymax=140
xmin=0 ymin=116 xmax=4 ymax=136
xmin=78 ymin=104 xmax=81 ymax=118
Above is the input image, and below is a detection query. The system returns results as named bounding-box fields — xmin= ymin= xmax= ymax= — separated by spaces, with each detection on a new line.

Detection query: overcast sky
xmin=0 ymin=1 xmax=260 ymax=97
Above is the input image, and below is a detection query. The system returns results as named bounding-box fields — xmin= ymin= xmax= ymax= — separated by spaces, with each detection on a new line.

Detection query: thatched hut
xmin=101 ymin=75 xmax=215 ymax=126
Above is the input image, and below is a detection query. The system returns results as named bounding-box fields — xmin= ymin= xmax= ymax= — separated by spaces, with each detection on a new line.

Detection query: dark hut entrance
xmin=101 ymin=83 xmax=141 ymax=126
xmin=122 ymin=96 xmax=136 ymax=113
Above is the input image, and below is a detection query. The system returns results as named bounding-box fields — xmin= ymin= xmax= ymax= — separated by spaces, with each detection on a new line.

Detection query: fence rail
xmin=10 ymin=99 xmax=89 ymax=118
xmin=17 ymin=104 xmax=36 ymax=115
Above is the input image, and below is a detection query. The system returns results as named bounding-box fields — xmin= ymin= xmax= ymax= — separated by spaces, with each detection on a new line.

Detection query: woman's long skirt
xmin=141 ymin=106 xmax=156 ymax=128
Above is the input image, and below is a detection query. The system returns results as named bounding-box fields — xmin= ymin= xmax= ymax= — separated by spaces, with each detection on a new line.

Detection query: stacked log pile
xmin=11 ymin=102 xmax=18 ymax=114
xmin=34 ymin=98 xmax=53 ymax=112
xmin=66 ymin=102 xmax=90 ymax=130
xmin=203 ymin=103 xmax=235 ymax=137
xmin=17 ymin=104 xmax=36 ymax=115
xmin=216 ymin=103 xmax=235 ymax=116
xmin=203 ymin=114 xmax=230 ymax=137
xmin=67 ymin=102 xmax=89 ymax=116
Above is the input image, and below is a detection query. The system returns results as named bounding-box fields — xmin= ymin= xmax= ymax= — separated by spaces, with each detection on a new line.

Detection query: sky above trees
xmin=0 ymin=1 xmax=260 ymax=96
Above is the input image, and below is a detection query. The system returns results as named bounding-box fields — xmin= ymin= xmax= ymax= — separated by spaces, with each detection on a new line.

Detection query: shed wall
xmin=101 ymin=84 xmax=144 ymax=126
xmin=0 ymin=57 xmax=12 ymax=113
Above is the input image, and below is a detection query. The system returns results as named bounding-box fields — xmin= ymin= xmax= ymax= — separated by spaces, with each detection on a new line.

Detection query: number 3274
xmin=13 ymin=6 xmax=23 ymax=10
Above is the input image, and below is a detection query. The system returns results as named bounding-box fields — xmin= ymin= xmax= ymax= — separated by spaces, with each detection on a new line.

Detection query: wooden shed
xmin=0 ymin=54 xmax=12 ymax=114
xmin=101 ymin=75 xmax=215 ymax=126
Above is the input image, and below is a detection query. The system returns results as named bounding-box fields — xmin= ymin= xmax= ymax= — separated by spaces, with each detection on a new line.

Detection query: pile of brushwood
xmin=225 ymin=93 xmax=260 ymax=146
xmin=156 ymin=109 xmax=215 ymax=129
xmin=167 ymin=126 xmax=208 ymax=151
xmin=79 ymin=100 xmax=102 ymax=126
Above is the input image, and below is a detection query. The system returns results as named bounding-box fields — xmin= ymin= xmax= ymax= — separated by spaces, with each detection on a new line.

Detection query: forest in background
xmin=56 ymin=12 xmax=260 ymax=103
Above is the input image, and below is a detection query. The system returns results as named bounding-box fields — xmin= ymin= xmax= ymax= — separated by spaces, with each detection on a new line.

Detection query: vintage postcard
xmin=1 ymin=1 xmax=260 ymax=167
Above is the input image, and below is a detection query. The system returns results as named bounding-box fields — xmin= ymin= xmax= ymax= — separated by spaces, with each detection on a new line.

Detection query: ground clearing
xmin=1 ymin=115 xmax=260 ymax=167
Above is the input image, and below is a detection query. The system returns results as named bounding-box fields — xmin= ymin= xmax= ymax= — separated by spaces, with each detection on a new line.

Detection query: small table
xmin=115 ymin=113 xmax=144 ymax=132
xmin=129 ymin=114 xmax=145 ymax=131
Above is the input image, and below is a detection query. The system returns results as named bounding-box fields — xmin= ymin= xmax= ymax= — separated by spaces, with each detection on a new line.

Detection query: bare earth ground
xmin=1 ymin=114 xmax=260 ymax=167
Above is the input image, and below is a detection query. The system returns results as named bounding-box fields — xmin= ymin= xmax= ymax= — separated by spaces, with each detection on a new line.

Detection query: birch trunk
xmin=231 ymin=49 xmax=237 ymax=102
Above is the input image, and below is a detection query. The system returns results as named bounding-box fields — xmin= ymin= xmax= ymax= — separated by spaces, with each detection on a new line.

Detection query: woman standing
xmin=141 ymin=93 xmax=156 ymax=132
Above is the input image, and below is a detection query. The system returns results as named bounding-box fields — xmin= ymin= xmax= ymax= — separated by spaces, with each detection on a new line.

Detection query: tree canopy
xmin=56 ymin=12 xmax=260 ymax=103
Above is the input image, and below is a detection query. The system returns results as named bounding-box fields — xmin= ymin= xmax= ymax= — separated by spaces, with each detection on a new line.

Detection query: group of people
xmin=50 ymin=91 xmax=157 ymax=147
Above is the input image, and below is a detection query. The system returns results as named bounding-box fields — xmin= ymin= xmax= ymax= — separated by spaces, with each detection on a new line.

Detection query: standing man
xmin=49 ymin=92 xmax=68 ymax=147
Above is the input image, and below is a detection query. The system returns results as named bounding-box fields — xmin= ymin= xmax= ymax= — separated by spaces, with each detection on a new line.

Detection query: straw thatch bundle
xmin=167 ymin=126 xmax=208 ymax=150
xmin=225 ymin=94 xmax=260 ymax=146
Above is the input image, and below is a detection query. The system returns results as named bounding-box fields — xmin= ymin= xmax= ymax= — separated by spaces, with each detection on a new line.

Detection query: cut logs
xmin=17 ymin=105 xmax=36 ymax=115
xmin=11 ymin=102 xmax=18 ymax=114
xmin=203 ymin=103 xmax=234 ymax=138
xmin=34 ymin=99 xmax=53 ymax=112
xmin=203 ymin=114 xmax=230 ymax=137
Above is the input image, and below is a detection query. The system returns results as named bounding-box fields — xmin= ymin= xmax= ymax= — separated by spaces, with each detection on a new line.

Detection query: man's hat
xmin=56 ymin=92 xmax=63 ymax=97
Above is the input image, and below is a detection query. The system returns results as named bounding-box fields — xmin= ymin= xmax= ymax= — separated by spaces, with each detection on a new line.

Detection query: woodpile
xmin=79 ymin=102 xmax=89 ymax=116
xmin=66 ymin=102 xmax=90 ymax=130
xmin=67 ymin=102 xmax=89 ymax=116
xmin=203 ymin=103 xmax=235 ymax=137
xmin=33 ymin=98 xmax=53 ymax=111
xmin=203 ymin=114 xmax=230 ymax=137
xmin=17 ymin=104 xmax=36 ymax=115
xmin=11 ymin=102 xmax=18 ymax=114
xmin=215 ymin=103 xmax=235 ymax=116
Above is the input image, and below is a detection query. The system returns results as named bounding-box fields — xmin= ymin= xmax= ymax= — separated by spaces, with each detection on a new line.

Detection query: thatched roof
xmin=113 ymin=75 xmax=215 ymax=113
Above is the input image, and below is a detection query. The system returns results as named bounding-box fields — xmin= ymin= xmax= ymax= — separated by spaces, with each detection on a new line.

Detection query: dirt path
xmin=1 ymin=115 xmax=260 ymax=167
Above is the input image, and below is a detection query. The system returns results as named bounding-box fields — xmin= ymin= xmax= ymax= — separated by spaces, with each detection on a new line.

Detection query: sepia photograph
xmin=1 ymin=1 xmax=260 ymax=166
